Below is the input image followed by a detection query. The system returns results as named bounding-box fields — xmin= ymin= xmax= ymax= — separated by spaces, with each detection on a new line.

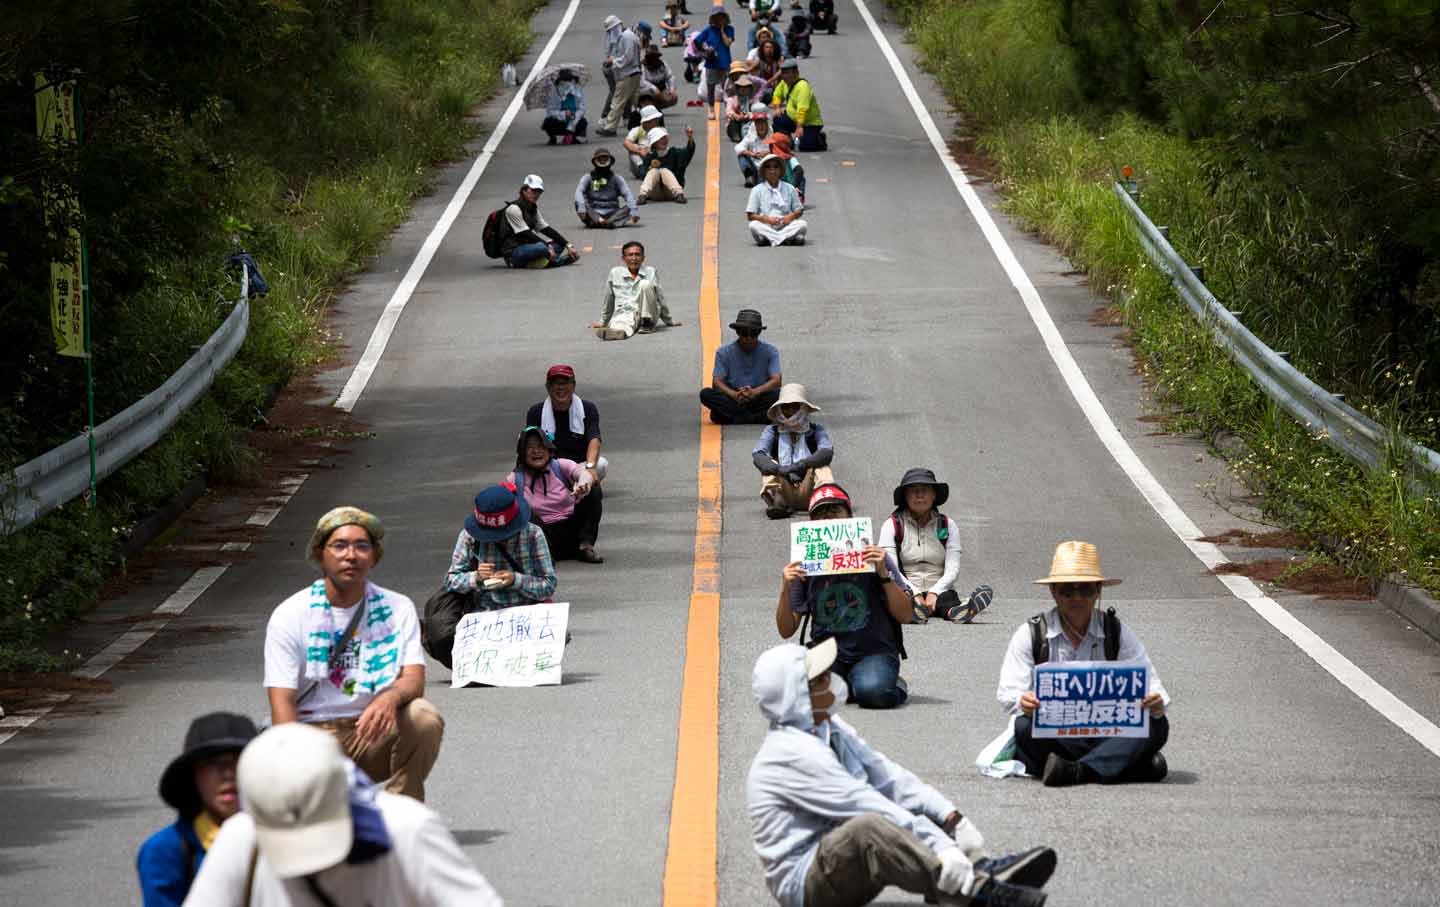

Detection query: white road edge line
xmin=333 ymin=0 xmax=585 ymax=413
xmin=852 ymin=0 xmax=1440 ymax=758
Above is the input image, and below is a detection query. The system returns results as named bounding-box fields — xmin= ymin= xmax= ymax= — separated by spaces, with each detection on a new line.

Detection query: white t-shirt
xmin=182 ymin=792 xmax=504 ymax=907
xmin=263 ymin=583 xmax=426 ymax=722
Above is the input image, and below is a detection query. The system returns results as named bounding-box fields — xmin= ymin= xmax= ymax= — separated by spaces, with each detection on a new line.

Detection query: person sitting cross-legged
xmin=998 ymin=541 xmax=1172 ymax=786
xmin=592 ymin=240 xmax=681 ymax=339
xmin=637 ymin=125 xmax=696 ymax=204
xmin=747 ymin=637 xmax=1057 ymax=907
xmin=699 ymin=308 xmax=783 ymax=424
xmin=445 ymin=483 xmax=559 ymax=609
xmin=752 ymin=383 xmax=834 ymax=519
xmin=575 ymin=147 xmax=639 ymax=230
xmin=735 ymin=104 xmax=773 ymax=187
xmin=746 ymin=154 xmax=808 ymax=246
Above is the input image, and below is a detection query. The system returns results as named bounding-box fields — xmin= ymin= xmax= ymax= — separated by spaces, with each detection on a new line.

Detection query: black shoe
xmin=547 ymin=135 xmax=557 ymax=146
xmin=967 ymin=876 xmax=1047 ymax=907
xmin=1041 ymin=753 xmax=1086 ymax=787
xmin=1124 ymin=752 xmax=1168 ymax=783
xmin=744 ymin=176 xmax=757 ymax=188
xmin=576 ymin=544 xmax=604 ymax=564
xmin=973 ymin=847 xmax=1057 ymax=889
xmin=637 ymin=318 xmax=657 ymax=334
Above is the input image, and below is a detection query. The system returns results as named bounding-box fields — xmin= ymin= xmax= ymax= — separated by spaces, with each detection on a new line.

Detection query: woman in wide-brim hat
xmin=878 ymin=468 xmax=993 ymax=624
xmin=756 ymin=383 xmax=834 ymax=518
xmin=138 ymin=712 xmax=259 ymax=906
xmin=444 ymin=482 xmax=557 ymax=610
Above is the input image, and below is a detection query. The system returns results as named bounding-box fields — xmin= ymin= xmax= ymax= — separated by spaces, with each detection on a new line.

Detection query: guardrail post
xmin=1190 ymin=265 xmax=1205 ymax=284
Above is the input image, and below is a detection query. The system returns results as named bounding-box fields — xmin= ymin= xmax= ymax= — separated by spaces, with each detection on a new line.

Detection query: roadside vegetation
xmin=0 ymin=0 xmax=541 ymax=671
xmin=888 ymin=0 xmax=1440 ymax=594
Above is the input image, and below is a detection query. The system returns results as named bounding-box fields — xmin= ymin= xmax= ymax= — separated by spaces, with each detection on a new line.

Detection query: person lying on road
xmin=699 ymin=308 xmax=783 ymax=424
xmin=747 ymin=638 xmax=1056 ymax=907
xmin=137 ymin=713 xmax=259 ymax=907
xmin=752 ymin=383 xmax=834 ymax=519
xmin=776 ymin=483 xmax=913 ymax=709
xmin=592 ymin=240 xmax=680 ymax=340
xmin=997 ymin=541 xmax=1171 ymax=786
xmin=264 ymin=507 xmax=444 ymax=801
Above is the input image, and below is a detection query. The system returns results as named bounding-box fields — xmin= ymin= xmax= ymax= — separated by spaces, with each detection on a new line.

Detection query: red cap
xmin=546 ymin=364 xmax=576 ymax=381
xmin=808 ymin=483 xmax=852 ymax=515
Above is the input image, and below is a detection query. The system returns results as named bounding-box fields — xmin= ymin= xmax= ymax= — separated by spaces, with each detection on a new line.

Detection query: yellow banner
xmin=35 ymin=75 xmax=86 ymax=358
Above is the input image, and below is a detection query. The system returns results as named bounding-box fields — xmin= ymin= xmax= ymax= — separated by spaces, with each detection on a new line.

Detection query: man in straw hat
xmin=747 ymin=638 xmax=1056 ymax=907
xmin=996 ymin=541 xmax=1171 ymax=786
xmin=137 ymin=712 xmax=258 ymax=906
xmin=700 ymin=308 xmax=784 ymax=424
xmin=264 ymin=507 xmax=444 ymax=801
xmin=746 ymin=153 xmax=808 ymax=246
xmin=183 ymin=723 xmax=502 ymax=905
xmin=752 ymin=382 xmax=834 ymax=519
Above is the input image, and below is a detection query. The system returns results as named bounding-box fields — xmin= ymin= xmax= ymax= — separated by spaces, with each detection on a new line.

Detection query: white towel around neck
xmin=541 ymin=393 xmax=587 ymax=438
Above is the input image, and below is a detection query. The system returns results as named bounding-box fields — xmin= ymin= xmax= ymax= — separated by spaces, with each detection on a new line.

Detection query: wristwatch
xmin=584 ymin=461 xmax=596 ymax=469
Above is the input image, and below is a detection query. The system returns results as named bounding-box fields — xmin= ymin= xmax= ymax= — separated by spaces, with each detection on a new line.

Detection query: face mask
xmin=775 ymin=410 xmax=810 ymax=433
xmin=814 ymin=672 xmax=847 ymax=724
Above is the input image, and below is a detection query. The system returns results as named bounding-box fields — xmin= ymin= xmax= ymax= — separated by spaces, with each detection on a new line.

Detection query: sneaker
xmin=965 ymin=876 xmax=1048 ymax=907
xmin=524 ymin=257 xmax=550 ymax=269
xmin=973 ymin=848 xmax=1057 ymax=889
xmin=637 ymin=193 xmax=649 ymax=205
xmin=637 ymin=318 xmax=656 ymax=334
xmin=946 ymin=584 xmax=994 ymax=623
xmin=600 ymin=327 xmax=628 ymax=341
xmin=595 ymin=127 xmax=618 ymax=137
xmin=674 ymin=193 xmax=688 ymax=204
xmin=1041 ymin=753 xmax=1087 ymax=788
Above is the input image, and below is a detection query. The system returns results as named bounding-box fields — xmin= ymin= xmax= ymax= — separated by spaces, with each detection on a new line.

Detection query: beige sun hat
xmin=767 ymin=382 xmax=821 ymax=421
xmin=1034 ymin=540 xmax=1122 ymax=586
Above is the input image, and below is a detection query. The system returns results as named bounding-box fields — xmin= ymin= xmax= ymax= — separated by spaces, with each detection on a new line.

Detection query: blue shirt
xmin=696 ymin=24 xmax=735 ymax=70
xmin=713 ymin=339 xmax=780 ymax=389
xmin=137 ymin=819 xmax=204 ymax=907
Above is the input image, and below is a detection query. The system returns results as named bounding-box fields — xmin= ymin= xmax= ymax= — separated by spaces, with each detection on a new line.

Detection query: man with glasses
xmin=700 ymin=308 xmax=783 ymax=424
xmin=526 ymin=364 xmax=607 ymax=563
xmin=263 ymin=507 xmax=443 ymax=800
xmin=996 ymin=541 xmax=1171 ymax=786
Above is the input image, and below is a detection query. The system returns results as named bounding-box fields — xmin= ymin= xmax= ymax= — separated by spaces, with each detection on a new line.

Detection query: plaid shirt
xmin=445 ymin=526 xmax=557 ymax=609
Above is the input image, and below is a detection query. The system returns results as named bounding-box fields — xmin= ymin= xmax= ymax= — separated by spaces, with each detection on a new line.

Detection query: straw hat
xmin=767 ymin=383 xmax=820 ymax=420
xmin=1033 ymin=541 xmax=1121 ymax=586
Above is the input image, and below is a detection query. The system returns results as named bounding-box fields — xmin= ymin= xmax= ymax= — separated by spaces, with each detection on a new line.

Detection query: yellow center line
xmin=661 ymin=103 xmax=724 ymax=907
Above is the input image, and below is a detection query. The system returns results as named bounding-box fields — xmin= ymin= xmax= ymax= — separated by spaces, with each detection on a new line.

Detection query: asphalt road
xmin=4 ymin=1 xmax=1440 ymax=905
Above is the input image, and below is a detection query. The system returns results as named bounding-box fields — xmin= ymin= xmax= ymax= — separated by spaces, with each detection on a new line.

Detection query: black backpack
xmin=1029 ymin=607 xmax=1121 ymax=664
xmin=482 ymin=202 xmax=516 ymax=258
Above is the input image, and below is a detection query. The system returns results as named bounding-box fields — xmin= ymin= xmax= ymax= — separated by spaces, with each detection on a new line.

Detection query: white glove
xmin=953 ymin=816 xmax=987 ymax=863
xmin=936 ymin=847 xmax=974 ymax=896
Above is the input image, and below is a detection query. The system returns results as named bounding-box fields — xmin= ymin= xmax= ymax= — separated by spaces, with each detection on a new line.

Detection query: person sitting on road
xmin=501 ymin=174 xmax=580 ymax=269
xmin=997 ymin=541 xmax=1171 ymax=786
xmin=752 ymin=383 xmax=835 ymax=519
xmin=640 ymin=45 xmax=679 ymax=108
xmin=785 ymin=12 xmax=812 ymax=58
xmin=264 ymin=507 xmax=443 ymax=802
xmin=623 ymin=105 xmax=666 ymax=177
xmin=575 ymin=147 xmax=639 ymax=230
xmin=810 ymin=0 xmax=838 ymax=34
xmin=526 ymin=363 xmax=608 ymax=489
xmin=746 ymin=154 xmax=808 ymax=247
xmin=659 ymin=2 xmax=690 ymax=46
xmin=695 ymin=5 xmax=736 ymax=117
xmin=748 ymin=15 xmax=788 ymax=55
xmin=137 ymin=713 xmax=259 ymax=907
xmin=637 ymin=125 xmax=696 ymax=204
xmin=509 ymin=426 xmax=601 ymax=563
xmin=750 ymin=0 xmax=780 ymax=24
xmin=182 ymin=723 xmax=502 ymax=906
xmin=542 ymin=68 xmax=588 ymax=145
xmin=725 ymin=73 xmax=760 ymax=142
xmin=772 ymin=58 xmax=826 ymax=151
xmin=776 ymin=483 xmax=914 ymax=709
xmin=762 ymin=130 xmax=806 ymax=201
xmin=592 ymin=240 xmax=680 ymax=340
xmin=747 ymin=36 xmax=785 ymax=100
xmin=747 ymin=638 xmax=1056 ymax=907
xmin=735 ymin=104 xmax=772 ymax=187
xmin=878 ymin=467 xmax=992 ymax=624
xmin=699 ymin=308 xmax=783 ymax=424
xmin=444 ymin=483 xmax=559 ymax=608
xmin=635 ymin=20 xmax=655 ymax=50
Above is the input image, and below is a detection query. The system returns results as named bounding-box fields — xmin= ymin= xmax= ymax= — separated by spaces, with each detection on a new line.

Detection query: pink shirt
xmin=511 ymin=458 xmax=588 ymax=524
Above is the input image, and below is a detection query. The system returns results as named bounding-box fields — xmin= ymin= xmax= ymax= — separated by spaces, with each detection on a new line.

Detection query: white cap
xmin=238 ymin=724 xmax=352 ymax=879
xmin=805 ymin=636 xmax=837 ymax=680
xmin=749 ymin=100 xmax=769 ymax=114
xmin=639 ymin=104 xmax=663 ymax=122
xmin=602 ymin=14 xmax=622 ymax=30
xmin=522 ymin=173 xmax=545 ymax=191
xmin=645 ymin=127 xmax=669 ymax=146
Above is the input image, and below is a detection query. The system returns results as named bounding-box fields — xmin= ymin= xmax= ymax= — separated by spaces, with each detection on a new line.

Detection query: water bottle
xmin=501 ymin=63 xmax=517 ymax=86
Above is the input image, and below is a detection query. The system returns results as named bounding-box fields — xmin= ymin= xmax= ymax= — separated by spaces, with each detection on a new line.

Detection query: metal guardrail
xmin=1 ymin=269 xmax=251 ymax=533
xmin=1113 ymin=183 xmax=1440 ymax=486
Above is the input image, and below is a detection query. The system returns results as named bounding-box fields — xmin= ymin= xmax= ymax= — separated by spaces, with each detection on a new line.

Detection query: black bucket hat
xmin=729 ymin=308 xmax=765 ymax=332
xmin=892 ymin=467 xmax=949 ymax=508
xmin=159 ymin=712 xmax=259 ymax=817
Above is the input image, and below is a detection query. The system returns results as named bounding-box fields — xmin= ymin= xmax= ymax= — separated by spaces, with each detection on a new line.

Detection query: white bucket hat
xmin=645 ymin=126 xmax=670 ymax=146
xmin=767 ymin=382 xmax=820 ymax=420
xmin=238 ymin=724 xmax=352 ymax=879
xmin=639 ymin=104 xmax=663 ymax=123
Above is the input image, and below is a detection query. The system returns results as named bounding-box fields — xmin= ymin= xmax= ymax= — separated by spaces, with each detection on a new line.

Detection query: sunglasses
xmin=1054 ymin=583 xmax=1100 ymax=598
xmin=735 ymin=329 xmax=760 ymax=338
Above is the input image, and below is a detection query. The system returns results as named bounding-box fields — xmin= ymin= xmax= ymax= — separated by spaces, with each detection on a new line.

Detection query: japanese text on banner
xmin=451 ymin=602 xmax=569 ymax=688
xmin=1032 ymin=661 xmax=1149 ymax=739
xmin=34 ymin=75 xmax=86 ymax=358
xmin=790 ymin=517 xmax=873 ymax=576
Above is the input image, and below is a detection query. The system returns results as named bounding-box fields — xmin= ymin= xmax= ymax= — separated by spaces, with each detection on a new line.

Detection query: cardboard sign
xmin=1032 ymin=661 xmax=1149 ymax=739
xmin=451 ymin=602 xmax=569 ymax=688
xmin=790 ymin=518 xmax=873 ymax=576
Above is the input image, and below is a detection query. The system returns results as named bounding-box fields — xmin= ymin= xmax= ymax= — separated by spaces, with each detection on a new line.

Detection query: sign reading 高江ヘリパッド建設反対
xmin=790 ymin=518 xmax=873 ymax=577
xmin=451 ymin=602 xmax=569 ymax=688
xmin=1032 ymin=661 xmax=1149 ymax=739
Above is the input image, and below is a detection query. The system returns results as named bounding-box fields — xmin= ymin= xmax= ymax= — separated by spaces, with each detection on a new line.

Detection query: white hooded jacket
xmin=745 ymin=645 xmax=962 ymax=906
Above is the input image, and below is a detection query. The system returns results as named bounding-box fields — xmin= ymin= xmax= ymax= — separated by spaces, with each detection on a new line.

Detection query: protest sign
xmin=790 ymin=517 xmax=873 ymax=576
xmin=451 ymin=602 xmax=569 ymax=688
xmin=1032 ymin=660 xmax=1149 ymax=739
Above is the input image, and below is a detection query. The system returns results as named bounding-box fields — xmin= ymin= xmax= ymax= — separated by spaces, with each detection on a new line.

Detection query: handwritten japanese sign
xmin=451 ymin=602 xmax=569 ymax=688
xmin=790 ymin=518 xmax=873 ymax=576
xmin=1032 ymin=661 xmax=1149 ymax=739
